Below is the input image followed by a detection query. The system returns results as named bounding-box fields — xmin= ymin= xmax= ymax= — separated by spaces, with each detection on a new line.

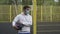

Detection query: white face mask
xmin=25 ymin=10 xmax=30 ymax=14
xmin=24 ymin=8 xmax=30 ymax=15
xmin=25 ymin=9 xmax=30 ymax=15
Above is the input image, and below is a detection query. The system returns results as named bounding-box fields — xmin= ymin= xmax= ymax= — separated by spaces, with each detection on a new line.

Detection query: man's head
xmin=23 ymin=6 xmax=31 ymax=15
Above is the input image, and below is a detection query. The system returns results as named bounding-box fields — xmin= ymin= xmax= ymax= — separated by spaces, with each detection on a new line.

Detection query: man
xmin=12 ymin=6 xmax=32 ymax=34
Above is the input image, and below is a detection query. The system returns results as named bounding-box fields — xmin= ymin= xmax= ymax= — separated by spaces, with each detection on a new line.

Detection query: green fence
xmin=0 ymin=0 xmax=60 ymax=22
xmin=37 ymin=5 xmax=60 ymax=22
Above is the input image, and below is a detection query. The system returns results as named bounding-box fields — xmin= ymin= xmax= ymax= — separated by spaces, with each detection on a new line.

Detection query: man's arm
xmin=20 ymin=16 xmax=32 ymax=27
xmin=12 ymin=15 xmax=19 ymax=30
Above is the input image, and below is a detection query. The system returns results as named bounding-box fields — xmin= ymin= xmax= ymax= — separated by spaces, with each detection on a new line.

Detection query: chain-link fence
xmin=0 ymin=0 xmax=60 ymax=22
xmin=37 ymin=0 xmax=60 ymax=22
xmin=0 ymin=0 xmax=33 ymax=22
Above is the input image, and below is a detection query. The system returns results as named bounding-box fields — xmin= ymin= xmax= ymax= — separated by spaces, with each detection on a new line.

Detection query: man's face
xmin=24 ymin=8 xmax=31 ymax=15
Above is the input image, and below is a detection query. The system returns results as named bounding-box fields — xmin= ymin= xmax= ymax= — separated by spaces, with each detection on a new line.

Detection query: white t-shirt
xmin=12 ymin=12 xmax=32 ymax=33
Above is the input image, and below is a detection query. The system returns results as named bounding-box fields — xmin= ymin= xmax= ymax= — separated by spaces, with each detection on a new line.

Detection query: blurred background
xmin=0 ymin=0 xmax=60 ymax=22
xmin=0 ymin=0 xmax=60 ymax=34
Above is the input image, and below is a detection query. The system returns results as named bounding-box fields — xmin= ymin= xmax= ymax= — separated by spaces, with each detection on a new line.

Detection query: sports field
xmin=0 ymin=0 xmax=60 ymax=34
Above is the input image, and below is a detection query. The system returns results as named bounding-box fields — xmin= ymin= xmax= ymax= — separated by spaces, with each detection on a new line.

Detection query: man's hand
xmin=16 ymin=22 xmax=25 ymax=30
xmin=13 ymin=26 xmax=19 ymax=30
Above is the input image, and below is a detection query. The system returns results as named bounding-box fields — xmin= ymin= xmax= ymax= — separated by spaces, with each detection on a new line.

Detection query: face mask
xmin=24 ymin=9 xmax=30 ymax=15
xmin=25 ymin=10 xmax=30 ymax=14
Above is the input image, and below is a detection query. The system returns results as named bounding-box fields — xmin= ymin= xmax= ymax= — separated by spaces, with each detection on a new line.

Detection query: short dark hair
xmin=23 ymin=6 xmax=30 ymax=10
